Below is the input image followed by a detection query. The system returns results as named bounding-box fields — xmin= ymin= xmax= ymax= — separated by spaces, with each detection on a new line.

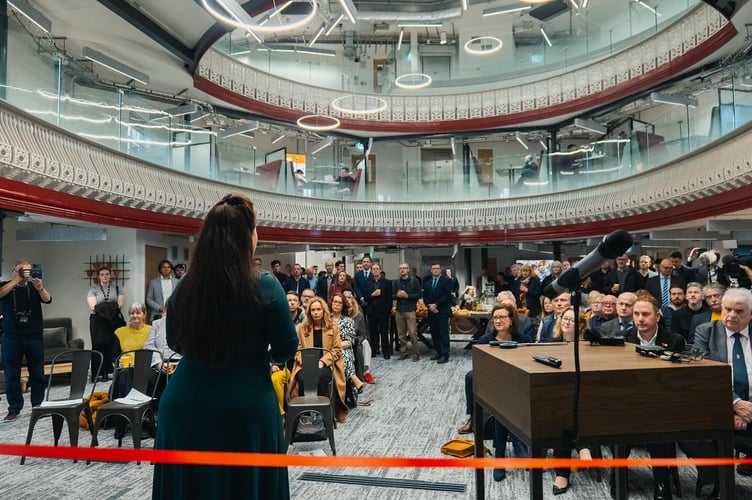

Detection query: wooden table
xmin=472 ymin=343 xmax=734 ymax=500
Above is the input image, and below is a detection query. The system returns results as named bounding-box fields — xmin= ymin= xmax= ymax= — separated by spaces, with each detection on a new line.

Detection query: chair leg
xmin=671 ymin=466 xmax=682 ymax=498
xmin=132 ymin=416 xmax=142 ymax=465
xmin=84 ymin=407 xmax=98 ymax=447
xmin=67 ymin=417 xmax=81 ymax=463
xmin=52 ymin=414 xmax=64 ymax=446
xmin=20 ymin=412 xmax=42 ymax=465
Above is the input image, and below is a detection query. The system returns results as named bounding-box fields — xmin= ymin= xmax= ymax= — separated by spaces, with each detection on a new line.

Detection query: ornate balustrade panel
xmin=0 ymin=101 xmax=750 ymax=242
xmin=195 ymin=4 xmax=730 ymax=132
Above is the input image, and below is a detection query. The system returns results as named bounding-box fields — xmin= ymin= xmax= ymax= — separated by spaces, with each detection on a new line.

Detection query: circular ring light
xmin=331 ymin=95 xmax=388 ymax=115
xmin=296 ymin=114 xmax=341 ymax=131
xmin=200 ymin=0 xmax=318 ymax=34
xmin=463 ymin=36 xmax=503 ymax=56
xmin=394 ymin=73 xmax=432 ymax=90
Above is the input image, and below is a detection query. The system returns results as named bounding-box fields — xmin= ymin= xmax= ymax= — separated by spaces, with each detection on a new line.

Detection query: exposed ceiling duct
xmin=355 ymin=7 xmax=461 ymax=22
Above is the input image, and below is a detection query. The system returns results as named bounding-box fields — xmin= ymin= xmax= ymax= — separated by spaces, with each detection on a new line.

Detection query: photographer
xmin=0 ymin=260 xmax=52 ymax=422
xmin=718 ymin=254 xmax=752 ymax=290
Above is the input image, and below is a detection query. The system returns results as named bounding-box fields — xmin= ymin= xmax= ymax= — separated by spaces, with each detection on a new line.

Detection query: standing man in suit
xmin=364 ymin=263 xmax=392 ymax=359
xmin=624 ymin=296 xmax=685 ymax=499
xmin=612 ymin=254 xmax=641 ymax=293
xmin=423 ymin=262 xmax=453 ymax=364
xmin=146 ymin=260 xmax=179 ymax=321
xmin=316 ymin=260 xmax=335 ymax=298
xmin=354 ymin=255 xmax=373 ymax=307
xmin=283 ymin=263 xmax=310 ymax=297
xmin=683 ymin=287 xmax=752 ymax=496
xmin=646 ymin=259 xmax=685 ymax=310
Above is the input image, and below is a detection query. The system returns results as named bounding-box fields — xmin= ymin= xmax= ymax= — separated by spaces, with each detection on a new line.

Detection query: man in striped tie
xmin=646 ymin=258 xmax=685 ymax=310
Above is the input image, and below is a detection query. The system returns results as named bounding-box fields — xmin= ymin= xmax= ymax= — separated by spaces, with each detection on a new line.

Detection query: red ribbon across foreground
xmin=2 ymin=443 xmax=751 ymax=469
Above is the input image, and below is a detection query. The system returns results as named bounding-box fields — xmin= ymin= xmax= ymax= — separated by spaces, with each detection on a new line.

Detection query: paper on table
xmin=40 ymin=398 xmax=84 ymax=407
xmin=114 ymin=388 xmax=151 ymax=404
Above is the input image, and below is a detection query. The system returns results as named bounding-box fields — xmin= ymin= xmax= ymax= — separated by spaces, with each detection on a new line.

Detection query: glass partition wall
xmin=3 ymin=9 xmax=752 ymax=203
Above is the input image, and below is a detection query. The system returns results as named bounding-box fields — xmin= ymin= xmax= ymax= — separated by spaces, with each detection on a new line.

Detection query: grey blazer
xmin=146 ymin=276 xmax=179 ymax=318
xmin=599 ymin=317 xmax=634 ymax=338
xmin=694 ymin=319 xmax=752 ymax=401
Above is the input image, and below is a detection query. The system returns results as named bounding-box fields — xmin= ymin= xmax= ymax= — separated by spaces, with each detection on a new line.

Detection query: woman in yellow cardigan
xmin=114 ymin=302 xmax=151 ymax=367
xmin=287 ymin=297 xmax=348 ymax=423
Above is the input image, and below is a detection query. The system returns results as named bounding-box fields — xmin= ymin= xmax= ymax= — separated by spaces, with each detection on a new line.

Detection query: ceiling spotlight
xmin=83 ymin=47 xmax=150 ymax=85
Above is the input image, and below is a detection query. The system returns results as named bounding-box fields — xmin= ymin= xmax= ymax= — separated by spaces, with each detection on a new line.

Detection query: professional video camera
xmin=721 ymin=252 xmax=752 ymax=288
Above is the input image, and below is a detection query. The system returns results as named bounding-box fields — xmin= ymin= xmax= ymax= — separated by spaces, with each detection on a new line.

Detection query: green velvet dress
xmin=152 ymin=273 xmax=299 ymax=499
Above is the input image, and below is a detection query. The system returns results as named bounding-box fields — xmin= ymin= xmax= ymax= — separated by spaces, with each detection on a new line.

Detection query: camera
xmin=16 ymin=311 xmax=30 ymax=326
xmin=30 ymin=264 xmax=42 ymax=279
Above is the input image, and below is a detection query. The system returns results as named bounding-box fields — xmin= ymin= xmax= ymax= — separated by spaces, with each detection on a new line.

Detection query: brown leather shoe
xmin=458 ymin=418 xmax=473 ymax=434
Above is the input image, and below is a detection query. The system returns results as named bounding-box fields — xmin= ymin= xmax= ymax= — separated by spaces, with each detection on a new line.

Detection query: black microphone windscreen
xmin=598 ymin=230 xmax=634 ymax=259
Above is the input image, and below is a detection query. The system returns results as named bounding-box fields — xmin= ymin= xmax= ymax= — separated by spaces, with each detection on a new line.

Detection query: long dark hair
xmin=170 ymin=193 xmax=259 ymax=367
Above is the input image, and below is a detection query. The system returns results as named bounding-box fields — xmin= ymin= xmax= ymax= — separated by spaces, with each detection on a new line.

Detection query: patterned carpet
xmin=1 ymin=338 xmax=752 ymax=499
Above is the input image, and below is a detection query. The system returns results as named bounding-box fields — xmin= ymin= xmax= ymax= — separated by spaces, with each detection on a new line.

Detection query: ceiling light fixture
xmin=539 ymin=139 xmax=548 ymax=151
xmin=164 ymin=103 xmax=198 ymax=117
xmin=482 ymin=5 xmax=531 ymax=16
xmin=540 ymin=28 xmax=552 ymax=47
xmin=83 ymin=47 xmax=150 ymax=85
xmin=397 ymin=29 xmax=404 ymax=51
xmin=201 ymin=0 xmax=318 ymax=34
xmin=297 ymin=114 xmax=341 ymax=131
xmin=463 ymin=36 xmax=503 ymax=56
xmin=574 ymin=118 xmax=607 ymax=135
xmin=325 ymin=14 xmax=344 ymax=35
xmin=219 ymin=121 xmax=259 ymax=139
xmin=397 ymin=22 xmax=443 ymax=27
xmin=633 ymin=0 xmax=661 ymax=16
xmin=450 ymin=137 xmax=456 ymax=156
xmin=394 ymin=73 xmax=432 ymax=90
xmin=295 ymin=46 xmax=337 ymax=57
xmin=581 ymin=0 xmax=590 ymax=7
xmin=569 ymin=0 xmax=580 ymax=9
xmin=311 ymin=137 xmax=333 ymax=154
xmin=331 ymin=95 xmax=388 ymax=114
xmin=8 ymin=0 xmax=51 ymax=33
xmin=440 ymin=31 xmax=447 ymax=45
xmin=650 ymin=92 xmax=698 ymax=107
xmin=257 ymin=0 xmax=293 ymax=26
xmin=309 ymin=23 xmax=326 ymax=46
xmin=245 ymin=29 xmax=264 ymax=43
xmin=515 ymin=132 xmax=529 ymax=150
xmin=461 ymin=0 xmax=468 ymax=10
xmin=338 ymin=0 xmax=358 ymax=23
xmin=271 ymin=134 xmax=286 ymax=144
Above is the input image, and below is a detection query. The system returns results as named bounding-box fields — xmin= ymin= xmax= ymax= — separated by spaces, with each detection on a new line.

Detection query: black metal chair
xmin=21 ymin=349 xmax=102 ymax=464
xmin=284 ymin=347 xmax=336 ymax=455
xmin=90 ymin=349 xmax=162 ymax=460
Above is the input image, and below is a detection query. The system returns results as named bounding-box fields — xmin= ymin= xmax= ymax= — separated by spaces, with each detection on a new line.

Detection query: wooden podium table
xmin=472 ymin=343 xmax=734 ymax=500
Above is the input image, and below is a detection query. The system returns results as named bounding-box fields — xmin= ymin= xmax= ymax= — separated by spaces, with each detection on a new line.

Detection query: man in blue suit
xmin=353 ymin=255 xmax=373 ymax=307
xmin=422 ymin=262 xmax=453 ymax=364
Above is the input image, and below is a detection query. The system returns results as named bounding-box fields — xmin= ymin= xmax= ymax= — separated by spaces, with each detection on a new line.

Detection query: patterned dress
xmin=335 ymin=315 xmax=356 ymax=378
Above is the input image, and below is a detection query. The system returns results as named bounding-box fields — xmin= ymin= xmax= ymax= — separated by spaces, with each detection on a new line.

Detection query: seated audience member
xmin=143 ymin=303 xmax=181 ymax=409
xmin=300 ymin=288 xmax=316 ymax=310
xmin=485 ymin=291 xmax=536 ymax=341
xmin=271 ymin=293 xmax=304 ymax=415
xmin=688 ymin=283 xmax=725 ymax=343
xmin=546 ymin=306 xmax=588 ymax=343
xmin=598 ymin=292 xmax=637 ymax=338
xmin=671 ymin=282 xmax=707 ymax=341
xmin=330 ymin=293 xmax=364 ymax=393
xmin=661 ymin=285 xmax=685 ymax=333
xmin=114 ymin=302 xmax=152 ymax=367
xmin=345 ymin=290 xmax=374 ymax=384
xmin=583 ymin=291 xmax=603 ymax=323
xmin=588 ymin=294 xmax=617 ymax=335
xmin=540 ymin=296 xmax=555 ymax=324
xmin=286 ymin=290 xmax=305 ymax=325
xmin=457 ymin=303 xmax=530 ymax=482
xmin=287 ymin=297 xmax=348 ymax=423
xmin=619 ymin=295 xmax=685 ymax=499
xmin=682 ymin=288 xmax=752 ymax=497
xmin=538 ymin=292 xmax=571 ymax=342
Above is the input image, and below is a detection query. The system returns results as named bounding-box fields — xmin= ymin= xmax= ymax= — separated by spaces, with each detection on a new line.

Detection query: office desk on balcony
xmin=472 ymin=343 xmax=733 ymax=500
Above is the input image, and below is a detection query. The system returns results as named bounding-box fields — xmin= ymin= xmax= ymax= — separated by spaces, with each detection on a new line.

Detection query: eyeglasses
xmin=561 ymin=317 xmax=575 ymax=324
xmin=492 ymin=315 xmax=511 ymax=321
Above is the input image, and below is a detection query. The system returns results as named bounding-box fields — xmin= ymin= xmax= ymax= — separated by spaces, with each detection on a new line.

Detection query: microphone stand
xmin=564 ymin=270 xmax=582 ymax=450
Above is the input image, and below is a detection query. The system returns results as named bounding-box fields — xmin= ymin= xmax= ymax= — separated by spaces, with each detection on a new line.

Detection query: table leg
xmin=474 ymin=402 xmax=485 ymax=500
xmin=614 ymin=444 xmax=628 ymax=500
xmin=718 ymin=433 xmax=735 ymax=500
xmin=529 ymin=443 xmax=544 ymax=500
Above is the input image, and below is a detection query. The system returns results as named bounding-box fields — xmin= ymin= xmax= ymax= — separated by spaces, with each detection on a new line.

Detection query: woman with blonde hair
xmin=288 ymin=297 xmax=349 ymax=423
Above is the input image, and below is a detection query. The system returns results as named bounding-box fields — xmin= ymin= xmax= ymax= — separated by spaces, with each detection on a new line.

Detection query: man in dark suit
xmin=363 ymin=263 xmax=393 ymax=359
xmin=599 ymin=292 xmax=637 ymax=338
xmin=682 ymin=287 xmax=752 ymax=497
xmin=588 ymin=260 xmax=618 ymax=295
xmin=316 ymin=260 xmax=335 ymax=298
xmin=623 ymin=296 xmax=685 ymax=499
xmin=612 ymin=254 xmax=642 ymax=293
xmin=423 ymin=262 xmax=453 ymax=364
xmin=670 ymin=250 xmax=698 ymax=285
xmin=646 ymin=259 xmax=685 ymax=310
xmin=688 ymin=283 xmax=725 ymax=343
xmin=283 ymin=263 xmax=310 ymax=297
xmin=353 ymin=255 xmax=373 ymax=306
xmin=672 ymin=282 xmax=708 ymax=341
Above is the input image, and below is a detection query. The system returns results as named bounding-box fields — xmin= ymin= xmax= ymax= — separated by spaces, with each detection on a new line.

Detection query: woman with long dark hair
xmin=86 ymin=266 xmax=124 ymax=382
xmin=152 ymin=193 xmax=298 ymax=499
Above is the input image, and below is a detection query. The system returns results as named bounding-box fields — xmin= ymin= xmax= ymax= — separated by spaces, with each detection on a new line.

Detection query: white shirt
xmin=160 ymin=277 xmax=174 ymax=302
xmin=637 ymin=327 xmax=659 ymax=346
xmin=725 ymin=326 xmax=752 ymax=403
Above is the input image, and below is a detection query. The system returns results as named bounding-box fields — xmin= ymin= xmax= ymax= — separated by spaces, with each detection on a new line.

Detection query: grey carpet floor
xmin=2 ymin=339 xmax=752 ymax=499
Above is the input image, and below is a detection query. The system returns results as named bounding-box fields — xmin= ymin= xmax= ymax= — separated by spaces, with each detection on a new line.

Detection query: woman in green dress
xmin=152 ymin=193 xmax=298 ymax=499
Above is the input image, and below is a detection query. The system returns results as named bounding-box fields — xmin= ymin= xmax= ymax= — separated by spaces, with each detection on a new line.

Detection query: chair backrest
xmin=116 ymin=349 xmax=163 ymax=396
xmin=48 ymin=349 xmax=100 ymax=401
xmin=297 ymin=347 xmax=333 ymax=398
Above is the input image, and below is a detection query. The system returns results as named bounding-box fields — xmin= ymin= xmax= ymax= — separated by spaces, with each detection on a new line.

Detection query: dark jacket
xmin=626 ymin=326 xmax=685 ymax=352
xmin=364 ymin=277 xmax=392 ymax=315
xmin=392 ymin=276 xmax=421 ymax=313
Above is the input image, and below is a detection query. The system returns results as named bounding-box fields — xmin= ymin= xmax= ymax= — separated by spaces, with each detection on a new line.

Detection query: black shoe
xmin=437 ymin=356 xmax=449 ymax=364
xmin=383 ymin=354 xmax=391 ymax=360
xmin=553 ymin=483 xmax=569 ymax=495
xmin=373 ymin=351 xmax=381 ymax=356
xmin=737 ymin=464 xmax=752 ymax=476
xmin=430 ymin=353 xmax=440 ymax=361
xmin=493 ymin=469 xmax=506 ymax=481
xmin=653 ymin=482 xmax=671 ymax=500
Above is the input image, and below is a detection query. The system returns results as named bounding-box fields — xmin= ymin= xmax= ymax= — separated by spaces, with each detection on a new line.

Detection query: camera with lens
xmin=721 ymin=253 xmax=752 ymax=289
xmin=16 ymin=311 xmax=30 ymax=326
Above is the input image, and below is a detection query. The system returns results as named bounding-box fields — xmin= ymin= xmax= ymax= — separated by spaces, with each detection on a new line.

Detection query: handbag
xmin=440 ymin=437 xmax=490 ymax=458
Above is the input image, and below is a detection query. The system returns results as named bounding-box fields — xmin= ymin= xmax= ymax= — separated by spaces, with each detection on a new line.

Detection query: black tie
xmin=733 ymin=333 xmax=749 ymax=401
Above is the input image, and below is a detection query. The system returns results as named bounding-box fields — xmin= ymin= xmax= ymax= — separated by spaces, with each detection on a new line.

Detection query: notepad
xmin=114 ymin=388 xmax=151 ymax=404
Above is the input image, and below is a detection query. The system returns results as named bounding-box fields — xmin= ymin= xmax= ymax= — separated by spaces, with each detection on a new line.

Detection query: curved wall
xmin=0 ymin=101 xmax=750 ymax=244
xmin=194 ymin=4 xmax=734 ymax=134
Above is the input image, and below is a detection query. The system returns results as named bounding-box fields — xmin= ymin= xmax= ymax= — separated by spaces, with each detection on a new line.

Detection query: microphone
xmin=544 ymin=229 xmax=633 ymax=298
